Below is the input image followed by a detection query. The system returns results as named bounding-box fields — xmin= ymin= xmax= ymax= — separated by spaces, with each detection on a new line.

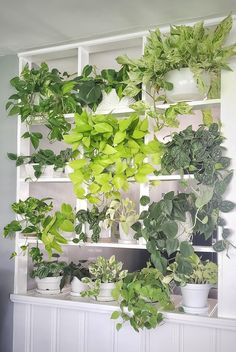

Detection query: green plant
xmin=2 ymin=197 xmax=69 ymax=259
xmin=117 ymin=15 xmax=236 ymax=99
xmin=133 ymin=193 xmax=194 ymax=273
xmin=165 ymin=253 xmax=218 ymax=285
xmin=111 ymin=264 xmax=174 ymax=331
xmin=74 ymin=205 xmax=109 ymax=243
xmin=60 ymin=260 xmax=90 ymax=290
xmin=31 ymin=259 xmax=67 ymax=279
xmin=8 ymin=148 xmax=78 ymax=179
xmin=159 ymin=123 xmax=235 ymax=250
xmin=54 ymin=203 xmax=76 ymax=234
xmin=105 ymin=198 xmax=139 ymax=235
xmin=80 ymin=255 xmax=127 ymax=299
xmin=64 ymin=110 xmax=163 ymax=202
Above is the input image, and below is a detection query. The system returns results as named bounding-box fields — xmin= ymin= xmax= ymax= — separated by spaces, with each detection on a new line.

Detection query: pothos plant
xmin=159 ymin=123 xmax=235 ymax=251
xmin=80 ymin=255 xmax=128 ymax=299
xmin=31 ymin=258 xmax=67 ymax=279
xmin=74 ymin=205 xmax=109 ymax=243
xmin=105 ymin=198 xmax=139 ymax=235
xmin=165 ymin=253 xmax=218 ymax=286
xmin=6 ymin=62 xmax=79 ymax=144
xmin=63 ymin=110 xmax=163 ymax=203
xmin=2 ymin=197 xmax=73 ymax=260
xmin=117 ymin=15 xmax=236 ymax=100
xmin=111 ymin=264 xmax=174 ymax=332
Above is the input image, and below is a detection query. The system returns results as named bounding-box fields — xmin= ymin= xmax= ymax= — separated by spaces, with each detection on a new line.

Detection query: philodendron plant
xmin=117 ymin=15 xmax=236 ymax=100
xmin=80 ymin=255 xmax=127 ymax=299
xmin=64 ymin=110 xmax=163 ymax=203
xmin=165 ymin=253 xmax=218 ymax=286
xmin=105 ymin=198 xmax=139 ymax=236
xmin=111 ymin=264 xmax=174 ymax=332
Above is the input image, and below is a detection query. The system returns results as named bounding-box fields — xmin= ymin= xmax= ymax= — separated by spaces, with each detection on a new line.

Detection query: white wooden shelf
xmin=94 ymin=107 xmax=134 ymax=116
xmin=156 ymin=98 xmax=221 ymax=111
xmin=20 ymin=177 xmax=71 ymax=183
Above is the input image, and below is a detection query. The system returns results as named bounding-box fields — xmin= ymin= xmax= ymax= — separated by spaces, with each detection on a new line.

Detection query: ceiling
xmin=0 ymin=0 xmax=236 ymax=55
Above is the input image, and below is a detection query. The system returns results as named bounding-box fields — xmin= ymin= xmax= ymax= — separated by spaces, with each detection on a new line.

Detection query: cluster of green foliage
xmin=74 ymin=205 xmax=109 ymax=243
xmin=60 ymin=260 xmax=90 ymax=290
xmin=64 ymin=110 xmax=163 ymax=202
xmin=31 ymin=259 xmax=67 ymax=279
xmin=117 ymin=15 xmax=236 ymax=99
xmin=165 ymin=253 xmax=218 ymax=285
xmin=81 ymin=255 xmax=127 ymax=299
xmin=111 ymin=264 xmax=174 ymax=331
xmin=8 ymin=148 xmax=78 ymax=179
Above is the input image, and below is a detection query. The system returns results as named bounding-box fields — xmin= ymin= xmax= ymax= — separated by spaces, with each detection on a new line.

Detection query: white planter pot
xmin=70 ymin=277 xmax=88 ymax=296
xmin=35 ymin=276 xmax=62 ymax=295
xmin=176 ymin=211 xmax=193 ymax=242
xmin=118 ymin=223 xmax=137 ymax=244
xmin=64 ymin=164 xmax=73 ymax=176
xmin=96 ymin=89 xmax=135 ymax=112
xmin=181 ymin=283 xmax=212 ymax=314
xmin=60 ymin=230 xmax=74 ymax=240
xmin=165 ymin=68 xmax=211 ymax=103
xmin=96 ymin=282 xmax=116 ymax=302
xmin=25 ymin=164 xmax=54 ymax=179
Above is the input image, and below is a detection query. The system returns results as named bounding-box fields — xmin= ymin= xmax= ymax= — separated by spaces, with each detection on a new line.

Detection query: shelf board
xmin=20 ymin=177 xmax=71 ymax=183
xmin=94 ymin=107 xmax=134 ymax=116
xmin=156 ymin=99 xmax=221 ymax=111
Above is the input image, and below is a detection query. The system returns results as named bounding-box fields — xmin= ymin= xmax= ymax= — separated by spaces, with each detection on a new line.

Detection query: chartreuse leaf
xmin=69 ymin=159 xmax=87 ymax=169
xmin=114 ymin=131 xmax=126 ymax=145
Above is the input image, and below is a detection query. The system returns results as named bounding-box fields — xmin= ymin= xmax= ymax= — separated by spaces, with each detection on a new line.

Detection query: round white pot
xmin=64 ymin=164 xmax=73 ymax=176
xmin=96 ymin=89 xmax=135 ymax=112
xmin=176 ymin=211 xmax=193 ymax=242
xmin=96 ymin=282 xmax=116 ymax=302
xmin=60 ymin=230 xmax=74 ymax=240
xmin=118 ymin=223 xmax=137 ymax=244
xmin=25 ymin=164 xmax=54 ymax=179
xmin=181 ymin=283 xmax=211 ymax=314
xmin=35 ymin=276 xmax=62 ymax=295
xmin=165 ymin=68 xmax=211 ymax=103
xmin=70 ymin=277 xmax=88 ymax=296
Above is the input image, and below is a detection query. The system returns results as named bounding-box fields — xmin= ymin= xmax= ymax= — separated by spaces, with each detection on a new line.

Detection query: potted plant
xmin=80 ymin=255 xmax=127 ymax=301
xmin=111 ymin=264 xmax=174 ymax=331
xmin=105 ymin=198 xmax=139 ymax=244
xmin=75 ymin=205 xmax=110 ymax=242
xmin=3 ymin=197 xmax=68 ymax=258
xmin=61 ymin=261 xmax=90 ymax=296
xmin=117 ymin=15 xmax=236 ymax=102
xmin=31 ymin=258 xmax=67 ymax=295
xmin=165 ymin=253 xmax=217 ymax=314
xmin=64 ymin=110 xmax=163 ymax=202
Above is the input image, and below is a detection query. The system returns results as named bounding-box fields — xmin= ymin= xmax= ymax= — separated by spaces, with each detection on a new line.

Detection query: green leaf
xmin=111 ymin=311 xmax=120 ymax=320
xmin=220 ymin=200 xmax=235 ymax=213
xmin=94 ymin=123 xmax=113 ymax=133
xmin=114 ymin=131 xmax=126 ymax=145
xmin=202 ymin=109 xmax=213 ymax=126
xmin=166 ymin=238 xmax=179 ymax=256
xmin=140 ymin=196 xmax=150 ymax=206
xmin=179 ymin=241 xmax=194 ymax=257
xmin=213 ymin=240 xmax=227 ymax=252
xmin=161 ymin=221 xmax=178 ymax=238
xmin=116 ymin=323 xmax=122 ymax=331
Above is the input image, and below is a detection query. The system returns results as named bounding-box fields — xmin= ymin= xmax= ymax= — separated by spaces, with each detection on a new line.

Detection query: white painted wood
xmin=182 ymin=325 xmax=215 ymax=352
xmin=86 ymin=312 xmax=113 ymax=352
xmin=31 ymin=305 xmax=53 ymax=352
xmin=156 ymin=98 xmax=221 ymax=111
xmin=149 ymin=323 xmax=179 ymax=352
xmin=218 ymin=18 xmax=236 ymax=319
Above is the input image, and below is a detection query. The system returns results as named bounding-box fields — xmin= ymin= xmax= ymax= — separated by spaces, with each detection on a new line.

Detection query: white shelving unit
xmin=10 ymin=16 xmax=236 ymax=352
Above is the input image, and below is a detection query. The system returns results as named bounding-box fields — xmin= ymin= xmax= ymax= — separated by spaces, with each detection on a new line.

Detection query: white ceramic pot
xmin=35 ymin=276 xmax=62 ymax=294
xmin=96 ymin=282 xmax=116 ymax=302
xmin=96 ymin=89 xmax=135 ymax=112
xmin=60 ymin=230 xmax=74 ymax=240
xmin=176 ymin=211 xmax=193 ymax=242
xmin=70 ymin=277 xmax=88 ymax=296
xmin=25 ymin=164 xmax=54 ymax=179
xmin=181 ymin=283 xmax=211 ymax=314
xmin=165 ymin=68 xmax=211 ymax=103
xmin=64 ymin=164 xmax=73 ymax=176
xmin=118 ymin=223 xmax=137 ymax=244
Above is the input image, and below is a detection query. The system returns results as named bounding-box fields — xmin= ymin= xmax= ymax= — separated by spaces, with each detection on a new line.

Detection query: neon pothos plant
xmin=64 ymin=110 xmax=163 ymax=203
xmin=111 ymin=264 xmax=174 ymax=331
xmin=117 ymin=15 xmax=236 ymax=100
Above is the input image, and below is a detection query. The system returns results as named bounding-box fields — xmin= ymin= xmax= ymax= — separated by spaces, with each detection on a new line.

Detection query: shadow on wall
xmin=0 ymin=55 xmax=18 ymax=352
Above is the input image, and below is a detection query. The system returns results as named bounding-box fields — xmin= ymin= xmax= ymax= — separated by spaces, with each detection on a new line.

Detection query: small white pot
xmin=35 ymin=276 xmax=62 ymax=294
xmin=96 ymin=89 xmax=135 ymax=112
xmin=71 ymin=277 xmax=88 ymax=296
xmin=60 ymin=230 xmax=74 ymax=240
xmin=118 ymin=223 xmax=137 ymax=244
xmin=176 ymin=211 xmax=193 ymax=242
xmin=64 ymin=164 xmax=73 ymax=176
xmin=25 ymin=164 xmax=54 ymax=179
xmin=96 ymin=282 xmax=116 ymax=302
xmin=165 ymin=68 xmax=211 ymax=103
xmin=181 ymin=283 xmax=211 ymax=314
